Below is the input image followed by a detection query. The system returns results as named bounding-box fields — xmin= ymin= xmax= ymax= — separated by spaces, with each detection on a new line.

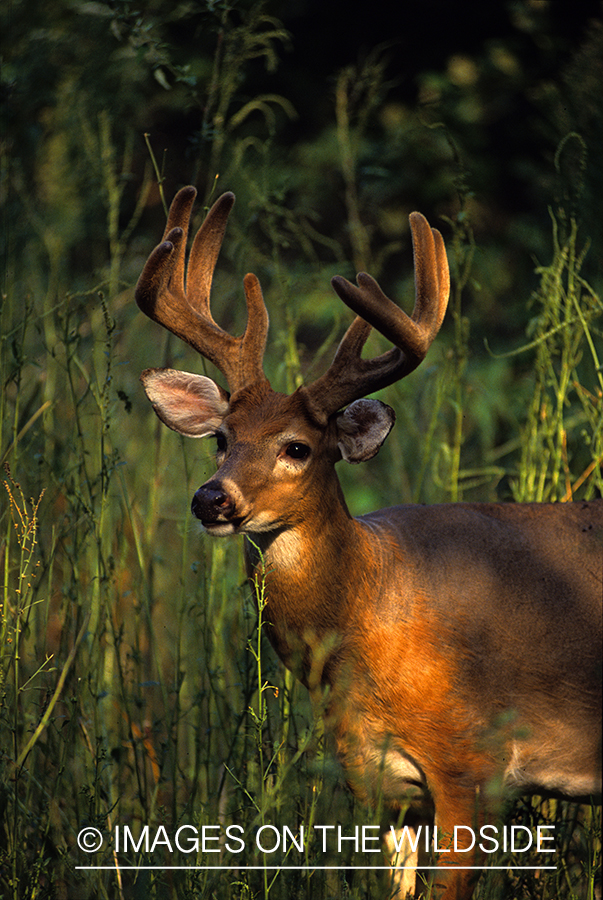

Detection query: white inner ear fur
xmin=336 ymin=398 xmax=395 ymax=463
xmin=140 ymin=368 xmax=229 ymax=437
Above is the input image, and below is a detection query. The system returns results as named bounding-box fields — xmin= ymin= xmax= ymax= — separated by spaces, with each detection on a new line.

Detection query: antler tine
xmin=301 ymin=212 xmax=449 ymax=421
xmin=161 ymin=184 xmax=197 ymax=296
xmin=135 ymin=187 xmax=269 ymax=393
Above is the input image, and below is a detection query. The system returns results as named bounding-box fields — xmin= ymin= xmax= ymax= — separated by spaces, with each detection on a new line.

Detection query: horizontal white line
xmin=76 ymin=865 xmax=557 ymax=871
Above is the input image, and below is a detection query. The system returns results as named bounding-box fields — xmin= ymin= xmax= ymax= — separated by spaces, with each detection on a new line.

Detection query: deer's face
xmin=141 ymin=370 xmax=395 ymax=537
xmin=193 ymin=383 xmax=336 ymax=536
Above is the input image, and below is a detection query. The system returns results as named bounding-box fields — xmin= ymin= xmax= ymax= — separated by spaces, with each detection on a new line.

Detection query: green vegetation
xmin=1 ymin=2 xmax=601 ymax=897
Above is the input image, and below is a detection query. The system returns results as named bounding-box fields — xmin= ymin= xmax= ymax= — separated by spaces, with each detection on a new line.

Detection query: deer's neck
xmin=244 ymin=492 xmax=382 ymax=688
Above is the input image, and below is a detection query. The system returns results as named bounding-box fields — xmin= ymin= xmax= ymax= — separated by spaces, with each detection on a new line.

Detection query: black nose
xmin=191 ymin=481 xmax=235 ymax=522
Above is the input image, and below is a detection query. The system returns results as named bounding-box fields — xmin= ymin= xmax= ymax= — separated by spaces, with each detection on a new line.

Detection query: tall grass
xmin=1 ymin=164 xmax=601 ymax=899
xmin=1 ymin=32 xmax=601 ymax=898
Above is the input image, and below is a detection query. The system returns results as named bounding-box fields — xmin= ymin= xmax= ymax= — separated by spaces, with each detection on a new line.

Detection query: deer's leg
xmin=383 ymin=825 xmax=417 ymax=898
xmin=382 ymin=808 xmax=432 ymax=899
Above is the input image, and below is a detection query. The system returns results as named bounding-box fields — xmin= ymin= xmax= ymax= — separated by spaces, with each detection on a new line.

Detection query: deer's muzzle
xmin=191 ymin=481 xmax=235 ymax=524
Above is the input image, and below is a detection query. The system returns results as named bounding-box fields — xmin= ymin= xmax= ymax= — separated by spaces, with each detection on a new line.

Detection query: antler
xmin=135 ymin=186 xmax=269 ymax=393
xmin=301 ymin=212 xmax=449 ymax=421
xmin=136 ymin=189 xmax=448 ymax=416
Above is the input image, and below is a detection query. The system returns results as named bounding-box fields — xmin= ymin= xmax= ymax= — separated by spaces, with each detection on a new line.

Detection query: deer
xmin=134 ymin=185 xmax=602 ymax=900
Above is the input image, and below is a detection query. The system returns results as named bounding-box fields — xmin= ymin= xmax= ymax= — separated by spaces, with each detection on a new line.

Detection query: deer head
xmin=135 ymin=187 xmax=449 ymax=535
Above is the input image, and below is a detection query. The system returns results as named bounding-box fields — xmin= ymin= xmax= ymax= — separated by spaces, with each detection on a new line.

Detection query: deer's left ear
xmin=335 ymin=399 xmax=395 ymax=463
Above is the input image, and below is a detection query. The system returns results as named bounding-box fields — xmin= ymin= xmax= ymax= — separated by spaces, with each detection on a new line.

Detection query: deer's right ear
xmin=140 ymin=368 xmax=230 ymax=437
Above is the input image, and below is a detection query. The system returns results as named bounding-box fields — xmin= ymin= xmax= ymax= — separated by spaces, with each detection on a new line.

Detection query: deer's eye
xmin=285 ymin=442 xmax=310 ymax=461
xmin=215 ymin=433 xmax=227 ymax=453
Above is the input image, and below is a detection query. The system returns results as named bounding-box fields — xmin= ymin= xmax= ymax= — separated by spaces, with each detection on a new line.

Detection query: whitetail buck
xmin=135 ymin=186 xmax=602 ymax=899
